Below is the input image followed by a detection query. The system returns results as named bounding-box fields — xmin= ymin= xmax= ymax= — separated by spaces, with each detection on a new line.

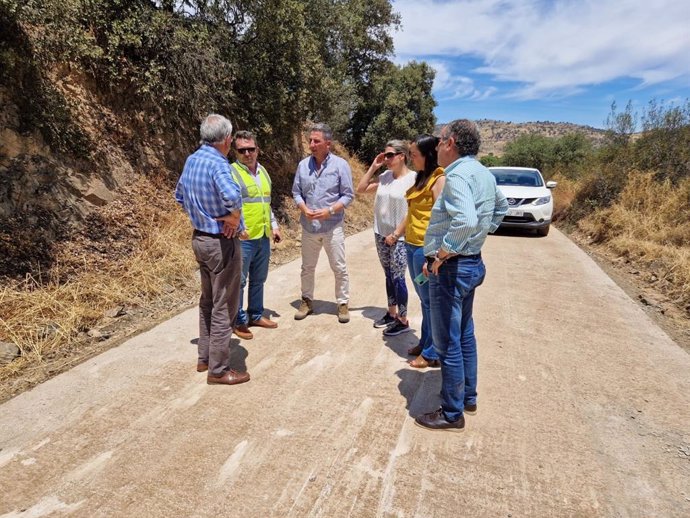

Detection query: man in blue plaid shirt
xmin=175 ymin=114 xmax=250 ymax=386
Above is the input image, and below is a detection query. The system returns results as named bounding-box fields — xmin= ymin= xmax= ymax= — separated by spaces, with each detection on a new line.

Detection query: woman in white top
xmin=357 ymin=140 xmax=417 ymax=336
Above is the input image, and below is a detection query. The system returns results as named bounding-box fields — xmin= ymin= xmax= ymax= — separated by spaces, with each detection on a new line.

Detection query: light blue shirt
xmin=292 ymin=152 xmax=355 ymax=233
xmin=424 ymin=156 xmax=508 ymax=257
xmin=175 ymin=145 xmax=244 ymax=234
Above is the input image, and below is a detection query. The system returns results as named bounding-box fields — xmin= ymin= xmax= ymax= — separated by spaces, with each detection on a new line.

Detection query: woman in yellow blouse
xmin=391 ymin=134 xmax=446 ymax=368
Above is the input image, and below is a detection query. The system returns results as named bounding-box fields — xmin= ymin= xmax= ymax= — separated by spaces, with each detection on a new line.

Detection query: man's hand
xmin=272 ymin=228 xmax=282 ymax=244
xmin=216 ymin=210 xmax=241 ymax=238
xmin=430 ymin=258 xmax=443 ymax=275
xmin=238 ymin=230 xmax=249 ymax=240
xmin=306 ymin=208 xmax=330 ymax=221
xmin=384 ymin=233 xmax=397 ymax=246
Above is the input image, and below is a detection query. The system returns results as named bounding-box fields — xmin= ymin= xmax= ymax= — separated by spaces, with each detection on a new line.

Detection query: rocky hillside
xmin=437 ymin=120 xmax=607 ymax=157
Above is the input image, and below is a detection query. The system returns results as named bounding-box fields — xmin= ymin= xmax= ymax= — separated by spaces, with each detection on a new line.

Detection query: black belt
xmin=426 ymin=253 xmax=481 ymax=268
xmin=193 ymin=229 xmax=224 ymax=238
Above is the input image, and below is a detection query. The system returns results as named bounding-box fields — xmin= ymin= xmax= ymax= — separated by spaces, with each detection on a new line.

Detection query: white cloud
xmin=426 ymin=60 xmax=497 ymax=100
xmin=393 ymin=0 xmax=690 ymax=99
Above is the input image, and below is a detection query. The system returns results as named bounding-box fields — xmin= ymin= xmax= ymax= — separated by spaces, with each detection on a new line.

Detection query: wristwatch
xmin=328 ymin=206 xmax=335 ymax=215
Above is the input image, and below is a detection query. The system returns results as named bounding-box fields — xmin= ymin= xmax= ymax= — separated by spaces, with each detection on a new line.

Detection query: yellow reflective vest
xmin=230 ymin=162 xmax=272 ymax=240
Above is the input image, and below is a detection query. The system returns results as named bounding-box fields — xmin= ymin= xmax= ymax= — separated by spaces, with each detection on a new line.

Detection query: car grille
xmin=503 ymin=213 xmax=536 ymax=223
xmin=507 ymin=197 xmax=537 ymax=207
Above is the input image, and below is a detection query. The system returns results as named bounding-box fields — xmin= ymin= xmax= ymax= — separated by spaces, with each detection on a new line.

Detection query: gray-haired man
xmin=291 ymin=123 xmax=355 ymax=323
xmin=175 ymin=114 xmax=250 ymax=386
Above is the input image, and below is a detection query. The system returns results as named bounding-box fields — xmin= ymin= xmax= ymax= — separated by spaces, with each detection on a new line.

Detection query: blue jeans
xmin=237 ymin=236 xmax=271 ymax=325
xmin=405 ymin=244 xmax=438 ymax=361
xmin=429 ymin=255 xmax=486 ymax=421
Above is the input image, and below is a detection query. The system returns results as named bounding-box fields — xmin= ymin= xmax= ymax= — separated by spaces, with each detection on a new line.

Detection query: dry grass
xmin=0 ymin=177 xmax=198 ymax=383
xmin=558 ymin=172 xmax=690 ymax=309
xmin=550 ymin=173 xmax=579 ymax=220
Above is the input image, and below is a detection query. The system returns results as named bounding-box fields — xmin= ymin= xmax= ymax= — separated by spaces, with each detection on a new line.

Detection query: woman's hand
xmin=371 ymin=152 xmax=386 ymax=170
xmin=384 ymin=233 xmax=397 ymax=246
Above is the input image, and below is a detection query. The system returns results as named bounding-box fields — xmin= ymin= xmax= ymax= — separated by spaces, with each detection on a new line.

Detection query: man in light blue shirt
xmin=175 ymin=114 xmax=250 ymax=386
xmin=416 ymin=119 xmax=508 ymax=431
xmin=292 ymin=123 xmax=355 ymax=323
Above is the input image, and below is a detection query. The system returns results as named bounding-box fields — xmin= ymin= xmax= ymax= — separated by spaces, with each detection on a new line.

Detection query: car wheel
xmin=537 ymin=225 xmax=550 ymax=237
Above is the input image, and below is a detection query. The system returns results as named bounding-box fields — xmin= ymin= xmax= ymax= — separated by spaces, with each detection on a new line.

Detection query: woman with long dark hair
xmin=403 ymin=134 xmax=446 ymax=368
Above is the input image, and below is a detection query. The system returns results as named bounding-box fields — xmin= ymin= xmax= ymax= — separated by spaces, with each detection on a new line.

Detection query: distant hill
xmin=435 ymin=120 xmax=607 ymax=157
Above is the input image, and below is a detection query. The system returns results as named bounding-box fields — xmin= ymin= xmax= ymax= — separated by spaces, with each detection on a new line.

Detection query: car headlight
xmin=532 ymin=195 xmax=551 ymax=206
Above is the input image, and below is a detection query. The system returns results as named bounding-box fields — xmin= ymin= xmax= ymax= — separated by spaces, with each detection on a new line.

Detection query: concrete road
xmin=1 ymin=229 xmax=689 ymax=517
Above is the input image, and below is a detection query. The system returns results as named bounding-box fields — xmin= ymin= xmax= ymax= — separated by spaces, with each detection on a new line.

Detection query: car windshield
xmin=490 ymin=169 xmax=544 ymax=187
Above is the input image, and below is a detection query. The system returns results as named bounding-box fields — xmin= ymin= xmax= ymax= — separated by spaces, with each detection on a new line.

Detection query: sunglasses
xmin=383 ymin=152 xmax=402 ymax=159
xmin=236 ymin=147 xmax=257 ymax=154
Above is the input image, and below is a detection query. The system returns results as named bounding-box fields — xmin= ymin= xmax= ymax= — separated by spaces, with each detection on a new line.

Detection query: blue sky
xmin=392 ymin=0 xmax=690 ymax=128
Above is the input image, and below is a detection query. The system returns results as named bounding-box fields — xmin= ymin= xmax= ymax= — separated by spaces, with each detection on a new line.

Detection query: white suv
xmin=488 ymin=167 xmax=557 ymax=236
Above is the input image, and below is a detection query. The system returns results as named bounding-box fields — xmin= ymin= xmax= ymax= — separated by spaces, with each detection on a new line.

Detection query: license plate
xmin=508 ymin=209 xmax=524 ymax=217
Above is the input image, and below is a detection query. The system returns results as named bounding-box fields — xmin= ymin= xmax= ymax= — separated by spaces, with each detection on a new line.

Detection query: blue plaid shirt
xmin=424 ymin=156 xmax=508 ymax=257
xmin=175 ymin=145 xmax=243 ymax=234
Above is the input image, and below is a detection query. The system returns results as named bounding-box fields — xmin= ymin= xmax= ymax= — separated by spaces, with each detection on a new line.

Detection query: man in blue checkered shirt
xmin=175 ymin=114 xmax=250 ymax=386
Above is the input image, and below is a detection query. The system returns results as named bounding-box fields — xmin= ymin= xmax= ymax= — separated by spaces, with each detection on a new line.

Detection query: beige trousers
xmin=300 ymin=223 xmax=349 ymax=304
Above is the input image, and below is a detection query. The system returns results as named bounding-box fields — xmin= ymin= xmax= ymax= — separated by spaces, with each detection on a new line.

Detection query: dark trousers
xmin=191 ymin=231 xmax=242 ymax=377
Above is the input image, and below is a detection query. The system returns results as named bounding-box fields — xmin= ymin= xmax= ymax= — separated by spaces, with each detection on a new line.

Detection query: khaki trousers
xmin=300 ymin=223 xmax=349 ymax=304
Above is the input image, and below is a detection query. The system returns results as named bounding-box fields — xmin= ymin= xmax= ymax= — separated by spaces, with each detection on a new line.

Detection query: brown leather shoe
xmin=197 ymin=363 xmax=208 ymax=372
xmin=408 ymin=355 xmax=441 ymax=369
xmin=234 ymin=324 xmax=253 ymax=340
xmin=207 ymin=370 xmax=250 ymax=385
xmin=249 ymin=316 xmax=278 ymax=329
xmin=464 ymin=404 xmax=477 ymax=415
xmin=407 ymin=344 xmax=423 ymax=356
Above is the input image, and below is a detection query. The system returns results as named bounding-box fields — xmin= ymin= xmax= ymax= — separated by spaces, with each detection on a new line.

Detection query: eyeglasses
xmin=236 ymin=147 xmax=257 ymax=154
xmin=383 ymin=152 xmax=402 ymax=159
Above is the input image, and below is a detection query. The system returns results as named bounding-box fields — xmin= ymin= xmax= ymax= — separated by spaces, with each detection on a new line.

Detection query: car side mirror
xmin=546 ymin=181 xmax=557 ymax=189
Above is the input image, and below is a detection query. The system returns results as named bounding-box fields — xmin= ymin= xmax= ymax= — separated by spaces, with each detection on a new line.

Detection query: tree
xmin=501 ymin=133 xmax=554 ymax=171
xmin=635 ymin=98 xmax=690 ymax=182
xmin=604 ymin=100 xmax=636 ymax=147
xmin=479 ymin=154 xmax=501 ymax=167
xmin=358 ymin=61 xmax=436 ymax=160
xmin=551 ymin=133 xmax=592 ymax=177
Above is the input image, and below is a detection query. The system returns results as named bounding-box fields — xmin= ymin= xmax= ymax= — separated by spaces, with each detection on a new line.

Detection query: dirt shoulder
xmin=564 ymin=230 xmax=690 ymax=353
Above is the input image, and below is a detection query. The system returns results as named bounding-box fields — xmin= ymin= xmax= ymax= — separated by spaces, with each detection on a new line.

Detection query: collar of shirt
xmin=309 ymin=153 xmax=331 ymax=176
xmin=234 ymin=160 xmax=262 ymax=176
xmin=444 ymin=155 xmax=477 ymax=175
xmin=202 ymin=144 xmax=230 ymax=162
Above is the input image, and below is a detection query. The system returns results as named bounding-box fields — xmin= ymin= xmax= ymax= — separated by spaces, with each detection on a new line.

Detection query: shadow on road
xmin=229 ymin=339 xmax=248 ymax=371
xmin=383 ymin=332 xmax=420 ymax=359
xmin=396 ymin=368 xmax=441 ymax=416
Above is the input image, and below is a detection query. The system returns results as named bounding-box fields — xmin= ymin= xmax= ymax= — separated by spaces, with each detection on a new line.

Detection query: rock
xmin=0 ymin=341 xmax=21 ymax=365
xmin=104 ymin=306 xmax=125 ymax=318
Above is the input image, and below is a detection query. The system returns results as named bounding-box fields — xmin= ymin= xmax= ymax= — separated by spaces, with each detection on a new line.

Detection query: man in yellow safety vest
xmin=230 ymin=130 xmax=282 ymax=340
